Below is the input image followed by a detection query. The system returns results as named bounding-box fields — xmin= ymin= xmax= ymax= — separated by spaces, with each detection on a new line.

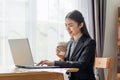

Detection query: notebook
xmin=8 ymin=38 xmax=59 ymax=69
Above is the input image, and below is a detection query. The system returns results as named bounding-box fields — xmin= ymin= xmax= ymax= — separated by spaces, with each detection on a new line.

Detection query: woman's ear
xmin=79 ymin=22 xmax=84 ymax=28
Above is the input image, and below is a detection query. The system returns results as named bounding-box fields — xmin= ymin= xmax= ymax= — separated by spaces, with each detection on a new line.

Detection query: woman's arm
xmin=55 ymin=39 xmax=96 ymax=69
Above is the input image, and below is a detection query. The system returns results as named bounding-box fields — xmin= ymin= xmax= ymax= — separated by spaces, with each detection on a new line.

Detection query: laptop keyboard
xmin=16 ymin=65 xmax=60 ymax=69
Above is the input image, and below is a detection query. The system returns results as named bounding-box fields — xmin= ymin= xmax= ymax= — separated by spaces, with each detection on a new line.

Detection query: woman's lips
xmin=68 ymin=31 xmax=72 ymax=34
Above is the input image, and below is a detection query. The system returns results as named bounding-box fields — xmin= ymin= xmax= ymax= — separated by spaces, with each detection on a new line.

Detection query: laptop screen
xmin=8 ymin=38 xmax=34 ymax=67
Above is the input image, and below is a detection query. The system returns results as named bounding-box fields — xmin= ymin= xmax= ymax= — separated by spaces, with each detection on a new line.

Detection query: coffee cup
xmin=57 ymin=42 xmax=67 ymax=55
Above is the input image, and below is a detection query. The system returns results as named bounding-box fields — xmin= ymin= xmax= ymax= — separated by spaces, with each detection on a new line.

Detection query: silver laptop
xmin=8 ymin=38 xmax=59 ymax=69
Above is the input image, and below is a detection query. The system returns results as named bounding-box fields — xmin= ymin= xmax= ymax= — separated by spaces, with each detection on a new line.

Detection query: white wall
xmin=104 ymin=0 xmax=120 ymax=80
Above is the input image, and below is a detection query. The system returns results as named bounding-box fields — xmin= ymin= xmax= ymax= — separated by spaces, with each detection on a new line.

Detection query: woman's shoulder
xmin=84 ymin=37 xmax=96 ymax=46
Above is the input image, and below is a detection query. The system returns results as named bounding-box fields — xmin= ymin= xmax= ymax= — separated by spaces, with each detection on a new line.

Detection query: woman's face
xmin=65 ymin=18 xmax=82 ymax=37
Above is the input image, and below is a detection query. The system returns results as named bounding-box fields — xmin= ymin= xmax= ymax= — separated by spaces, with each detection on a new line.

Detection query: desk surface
xmin=0 ymin=67 xmax=79 ymax=80
xmin=0 ymin=67 xmax=79 ymax=75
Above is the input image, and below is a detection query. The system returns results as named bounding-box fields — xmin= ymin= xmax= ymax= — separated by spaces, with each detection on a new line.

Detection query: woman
xmin=37 ymin=10 xmax=96 ymax=80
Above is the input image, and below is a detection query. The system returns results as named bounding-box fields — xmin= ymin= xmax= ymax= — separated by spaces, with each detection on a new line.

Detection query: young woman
xmin=37 ymin=10 xmax=96 ymax=80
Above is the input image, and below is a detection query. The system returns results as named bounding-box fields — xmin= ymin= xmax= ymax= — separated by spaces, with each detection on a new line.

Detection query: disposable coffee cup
xmin=57 ymin=42 xmax=67 ymax=55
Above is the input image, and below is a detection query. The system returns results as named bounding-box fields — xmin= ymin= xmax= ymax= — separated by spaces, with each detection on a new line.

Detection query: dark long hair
xmin=65 ymin=10 xmax=90 ymax=38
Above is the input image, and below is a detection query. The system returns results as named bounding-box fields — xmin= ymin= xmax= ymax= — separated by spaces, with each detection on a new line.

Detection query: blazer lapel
xmin=64 ymin=41 xmax=72 ymax=60
xmin=70 ymin=35 xmax=86 ymax=60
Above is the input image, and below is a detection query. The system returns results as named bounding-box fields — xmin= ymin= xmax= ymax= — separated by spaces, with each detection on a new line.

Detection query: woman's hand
xmin=56 ymin=42 xmax=67 ymax=61
xmin=36 ymin=60 xmax=55 ymax=66
xmin=56 ymin=46 xmax=66 ymax=61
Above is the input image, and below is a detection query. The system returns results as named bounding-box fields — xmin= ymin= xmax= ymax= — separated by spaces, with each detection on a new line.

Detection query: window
xmin=0 ymin=0 xmax=29 ymax=66
xmin=0 ymin=0 xmax=89 ymax=66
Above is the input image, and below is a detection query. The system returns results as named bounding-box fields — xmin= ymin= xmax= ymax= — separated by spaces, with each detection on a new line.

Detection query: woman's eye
xmin=69 ymin=25 xmax=73 ymax=27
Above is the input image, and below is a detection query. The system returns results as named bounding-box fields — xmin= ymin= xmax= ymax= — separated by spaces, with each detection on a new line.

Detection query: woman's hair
xmin=65 ymin=10 xmax=90 ymax=38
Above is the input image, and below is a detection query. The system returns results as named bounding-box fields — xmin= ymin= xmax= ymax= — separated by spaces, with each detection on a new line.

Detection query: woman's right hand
xmin=56 ymin=46 xmax=66 ymax=61
xmin=56 ymin=42 xmax=67 ymax=61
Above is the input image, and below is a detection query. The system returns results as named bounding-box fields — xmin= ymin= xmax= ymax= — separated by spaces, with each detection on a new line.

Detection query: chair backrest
xmin=94 ymin=57 xmax=114 ymax=80
xmin=117 ymin=73 xmax=120 ymax=80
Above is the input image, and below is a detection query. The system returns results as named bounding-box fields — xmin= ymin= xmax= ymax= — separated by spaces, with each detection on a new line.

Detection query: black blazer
xmin=55 ymin=34 xmax=96 ymax=80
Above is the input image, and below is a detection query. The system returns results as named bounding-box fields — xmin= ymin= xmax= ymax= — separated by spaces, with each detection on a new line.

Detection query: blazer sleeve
xmin=54 ymin=39 xmax=96 ymax=69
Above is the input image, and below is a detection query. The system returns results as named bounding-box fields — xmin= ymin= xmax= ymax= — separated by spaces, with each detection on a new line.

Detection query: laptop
xmin=8 ymin=38 xmax=59 ymax=69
